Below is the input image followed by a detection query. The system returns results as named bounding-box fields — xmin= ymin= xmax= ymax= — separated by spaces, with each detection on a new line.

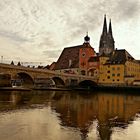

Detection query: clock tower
xmin=79 ymin=34 xmax=96 ymax=75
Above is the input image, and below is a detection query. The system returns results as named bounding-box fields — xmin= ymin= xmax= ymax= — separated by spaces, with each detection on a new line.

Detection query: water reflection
xmin=0 ymin=90 xmax=140 ymax=140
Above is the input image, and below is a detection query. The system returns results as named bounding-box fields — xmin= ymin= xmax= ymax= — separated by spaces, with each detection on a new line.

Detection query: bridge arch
xmin=52 ymin=77 xmax=65 ymax=87
xmin=79 ymin=80 xmax=97 ymax=89
xmin=13 ymin=72 xmax=34 ymax=87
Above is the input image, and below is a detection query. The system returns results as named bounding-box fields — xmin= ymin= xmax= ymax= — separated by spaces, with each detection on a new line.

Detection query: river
xmin=0 ymin=90 xmax=140 ymax=140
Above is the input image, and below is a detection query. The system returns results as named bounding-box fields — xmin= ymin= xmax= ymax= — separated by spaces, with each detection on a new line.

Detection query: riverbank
xmin=0 ymin=86 xmax=72 ymax=91
xmin=93 ymin=85 xmax=140 ymax=92
xmin=33 ymin=87 xmax=72 ymax=91
xmin=0 ymin=87 xmax=31 ymax=91
xmin=0 ymin=85 xmax=140 ymax=92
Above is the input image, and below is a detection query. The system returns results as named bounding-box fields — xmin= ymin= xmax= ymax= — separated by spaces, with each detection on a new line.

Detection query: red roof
xmin=54 ymin=45 xmax=82 ymax=70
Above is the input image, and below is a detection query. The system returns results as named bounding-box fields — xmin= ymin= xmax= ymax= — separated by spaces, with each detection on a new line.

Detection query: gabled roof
xmin=106 ymin=49 xmax=134 ymax=64
xmin=136 ymin=60 xmax=140 ymax=63
xmin=54 ymin=45 xmax=82 ymax=70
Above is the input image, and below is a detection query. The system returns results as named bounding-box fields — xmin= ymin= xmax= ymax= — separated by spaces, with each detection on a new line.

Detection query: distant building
xmin=99 ymin=15 xmax=115 ymax=56
xmin=44 ymin=62 xmax=56 ymax=70
xmin=49 ymin=62 xmax=56 ymax=70
xmin=53 ymin=15 xmax=140 ymax=86
xmin=98 ymin=16 xmax=140 ymax=86
xmin=54 ymin=33 xmax=98 ymax=77
xmin=99 ymin=49 xmax=140 ymax=85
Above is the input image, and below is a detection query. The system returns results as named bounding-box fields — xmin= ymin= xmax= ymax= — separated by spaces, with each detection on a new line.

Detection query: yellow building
xmin=99 ymin=49 xmax=140 ymax=85
xmin=98 ymin=16 xmax=140 ymax=86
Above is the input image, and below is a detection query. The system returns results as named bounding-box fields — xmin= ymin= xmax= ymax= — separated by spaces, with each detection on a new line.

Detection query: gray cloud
xmin=1 ymin=0 xmax=139 ymax=45
xmin=61 ymin=0 xmax=140 ymax=42
xmin=0 ymin=30 xmax=30 ymax=43
xmin=115 ymin=0 xmax=140 ymax=20
xmin=43 ymin=50 xmax=61 ymax=59
xmin=0 ymin=0 xmax=139 ymax=63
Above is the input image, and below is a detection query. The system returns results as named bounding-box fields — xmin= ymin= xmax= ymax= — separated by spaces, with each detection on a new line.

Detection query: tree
xmin=11 ymin=61 xmax=14 ymax=65
xmin=17 ymin=62 xmax=21 ymax=66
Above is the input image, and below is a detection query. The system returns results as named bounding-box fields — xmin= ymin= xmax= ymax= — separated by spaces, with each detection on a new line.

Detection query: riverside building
xmin=53 ymin=15 xmax=140 ymax=86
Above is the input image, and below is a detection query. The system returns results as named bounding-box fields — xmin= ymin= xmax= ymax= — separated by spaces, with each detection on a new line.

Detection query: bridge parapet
xmin=0 ymin=63 xmax=56 ymax=74
xmin=0 ymin=63 xmax=98 ymax=87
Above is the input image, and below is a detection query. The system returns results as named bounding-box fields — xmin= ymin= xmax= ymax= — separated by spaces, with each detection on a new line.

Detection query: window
xmin=82 ymin=53 xmax=86 ymax=57
xmin=107 ymin=70 xmax=110 ymax=73
xmin=117 ymin=73 xmax=120 ymax=76
xmin=112 ymin=67 xmax=115 ymax=70
xmin=113 ymin=79 xmax=115 ymax=82
xmin=112 ymin=74 xmax=115 ymax=76
xmin=117 ymin=67 xmax=120 ymax=70
xmin=69 ymin=59 xmax=72 ymax=67
xmin=81 ymin=70 xmax=86 ymax=75
xmin=81 ymin=62 xmax=86 ymax=67
xmin=117 ymin=79 xmax=119 ymax=81
xmin=107 ymin=76 xmax=110 ymax=79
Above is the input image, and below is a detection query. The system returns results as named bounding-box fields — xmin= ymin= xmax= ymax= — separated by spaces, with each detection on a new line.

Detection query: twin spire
xmin=102 ymin=15 xmax=112 ymax=35
xmin=109 ymin=18 xmax=112 ymax=35
xmin=99 ymin=15 xmax=115 ymax=55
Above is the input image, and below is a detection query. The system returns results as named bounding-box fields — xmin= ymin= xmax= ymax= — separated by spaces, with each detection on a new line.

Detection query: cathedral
xmin=53 ymin=15 xmax=140 ymax=86
xmin=99 ymin=15 xmax=115 ymax=56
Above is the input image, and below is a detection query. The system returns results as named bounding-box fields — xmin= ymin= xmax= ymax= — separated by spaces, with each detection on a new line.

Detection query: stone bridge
xmin=0 ymin=63 xmax=98 ymax=88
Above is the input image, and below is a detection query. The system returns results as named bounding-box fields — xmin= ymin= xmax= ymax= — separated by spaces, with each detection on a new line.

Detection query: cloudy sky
xmin=0 ymin=0 xmax=140 ymax=65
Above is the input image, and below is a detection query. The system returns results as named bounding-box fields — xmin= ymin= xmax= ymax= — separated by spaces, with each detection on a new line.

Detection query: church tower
xmin=99 ymin=15 xmax=115 ymax=56
xmin=107 ymin=19 xmax=115 ymax=53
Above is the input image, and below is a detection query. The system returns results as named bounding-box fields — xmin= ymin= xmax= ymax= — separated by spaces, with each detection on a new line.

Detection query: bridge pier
xmin=65 ymin=79 xmax=79 ymax=87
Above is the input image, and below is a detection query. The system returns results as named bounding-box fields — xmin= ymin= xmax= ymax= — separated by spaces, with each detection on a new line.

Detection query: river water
xmin=0 ymin=90 xmax=140 ymax=140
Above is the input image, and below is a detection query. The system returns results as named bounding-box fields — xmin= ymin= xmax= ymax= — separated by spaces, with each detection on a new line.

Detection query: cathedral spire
xmin=108 ymin=19 xmax=112 ymax=35
xmin=102 ymin=14 xmax=107 ymax=34
xmin=99 ymin=15 xmax=115 ymax=56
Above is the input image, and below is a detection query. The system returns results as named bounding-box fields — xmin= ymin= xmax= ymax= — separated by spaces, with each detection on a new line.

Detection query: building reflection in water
xmin=49 ymin=91 xmax=140 ymax=139
xmin=0 ymin=90 xmax=140 ymax=139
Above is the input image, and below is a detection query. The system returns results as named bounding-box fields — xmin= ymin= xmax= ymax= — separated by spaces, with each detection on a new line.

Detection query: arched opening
xmin=79 ymin=80 xmax=97 ymax=89
xmin=34 ymin=78 xmax=55 ymax=88
xmin=12 ymin=72 xmax=34 ymax=88
xmin=88 ymin=68 xmax=95 ymax=76
xmin=81 ymin=70 xmax=86 ymax=75
xmin=52 ymin=77 xmax=65 ymax=88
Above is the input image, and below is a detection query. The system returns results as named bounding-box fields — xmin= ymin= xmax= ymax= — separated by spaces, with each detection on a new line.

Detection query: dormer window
xmin=69 ymin=59 xmax=72 ymax=67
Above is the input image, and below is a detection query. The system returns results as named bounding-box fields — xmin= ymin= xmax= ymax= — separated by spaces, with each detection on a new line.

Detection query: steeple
xmin=108 ymin=19 xmax=114 ymax=45
xmin=102 ymin=14 xmax=107 ymax=34
xmin=108 ymin=19 xmax=112 ymax=35
xmin=99 ymin=15 xmax=115 ymax=56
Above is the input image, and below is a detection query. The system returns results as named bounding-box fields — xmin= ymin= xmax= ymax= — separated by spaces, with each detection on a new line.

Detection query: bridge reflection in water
xmin=0 ymin=91 xmax=140 ymax=140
